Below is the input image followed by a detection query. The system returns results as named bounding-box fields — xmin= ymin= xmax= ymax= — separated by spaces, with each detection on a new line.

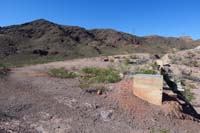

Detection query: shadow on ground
xmin=162 ymin=72 xmax=200 ymax=120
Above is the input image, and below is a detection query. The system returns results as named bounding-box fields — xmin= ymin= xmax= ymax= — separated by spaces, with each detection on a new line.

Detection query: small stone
xmin=177 ymin=82 xmax=184 ymax=92
xmin=100 ymin=110 xmax=113 ymax=121
xmin=84 ymin=103 xmax=92 ymax=108
xmin=95 ymin=104 xmax=100 ymax=109
xmin=119 ymin=73 xmax=124 ymax=79
xmin=103 ymin=58 xmax=109 ymax=62
xmin=97 ymin=90 xmax=102 ymax=95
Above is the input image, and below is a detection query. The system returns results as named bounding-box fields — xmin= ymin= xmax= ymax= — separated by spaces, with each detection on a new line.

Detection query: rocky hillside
xmin=0 ymin=19 xmax=199 ymax=66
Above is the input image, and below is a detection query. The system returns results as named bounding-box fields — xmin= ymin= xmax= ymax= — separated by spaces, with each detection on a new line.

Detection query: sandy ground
xmin=0 ymin=57 xmax=200 ymax=133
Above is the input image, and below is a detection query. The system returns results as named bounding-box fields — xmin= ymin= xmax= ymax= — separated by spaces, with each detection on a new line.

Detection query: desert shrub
xmin=0 ymin=63 xmax=7 ymax=69
xmin=188 ymin=84 xmax=196 ymax=89
xmin=160 ymin=129 xmax=169 ymax=133
xmin=0 ymin=63 xmax=10 ymax=76
xmin=150 ymin=128 xmax=169 ymax=133
xmin=124 ymin=58 xmax=130 ymax=65
xmin=49 ymin=68 xmax=78 ymax=78
xmin=191 ymin=60 xmax=199 ymax=67
xmin=150 ymin=62 xmax=158 ymax=70
xmin=182 ymin=87 xmax=194 ymax=102
xmin=81 ymin=67 xmax=121 ymax=83
xmin=181 ymin=82 xmax=196 ymax=102
xmin=137 ymin=68 xmax=157 ymax=74
xmin=79 ymin=79 xmax=93 ymax=89
xmin=119 ymin=59 xmax=131 ymax=74
xmin=150 ymin=128 xmax=155 ymax=133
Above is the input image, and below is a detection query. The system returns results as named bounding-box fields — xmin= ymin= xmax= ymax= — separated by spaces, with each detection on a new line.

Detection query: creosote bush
xmin=137 ymin=68 xmax=157 ymax=75
xmin=182 ymin=89 xmax=194 ymax=102
xmin=0 ymin=63 xmax=10 ymax=70
xmin=81 ymin=67 xmax=121 ymax=83
xmin=181 ymin=84 xmax=195 ymax=102
xmin=119 ymin=59 xmax=131 ymax=74
xmin=0 ymin=63 xmax=10 ymax=76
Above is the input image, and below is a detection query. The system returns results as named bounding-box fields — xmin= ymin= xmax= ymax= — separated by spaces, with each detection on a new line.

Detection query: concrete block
xmin=133 ymin=74 xmax=163 ymax=105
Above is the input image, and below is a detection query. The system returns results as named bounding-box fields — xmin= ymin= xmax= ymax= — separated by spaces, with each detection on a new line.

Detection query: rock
xmin=176 ymin=81 xmax=184 ymax=92
xmin=97 ymin=90 xmax=102 ymax=95
xmin=108 ymin=85 xmax=115 ymax=91
xmin=182 ymin=69 xmax=192 ymax=76
xmin=100 ymin=110 xmax=113 ymax=121
xmin=128 ymin=59 xmax=137 ymax=64
xmin=155 ymin=59 xmax=163 ymax=70
xmin=195 ymin=46 xmax=200 ymax=49
xmin=84 ymin=103 xmax=93 ymax=108
xmin=119 ymin=73 xmax=124 ymax=79
xmin=113 ymin=56 xmax=121 ymax=59
xmin=103 ymin=57 xmax=109 ymax=62
xmin=133 ymin=74 xmax=163 ymax=105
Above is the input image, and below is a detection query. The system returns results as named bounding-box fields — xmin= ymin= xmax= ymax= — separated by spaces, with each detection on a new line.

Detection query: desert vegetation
xmin=49 ymin=68 xmax=78 ymax=78
xmin=48 ymin=67 xmax=121 ymax=83
xmin=81 ymin=67 xmax=121 ymax=83
xmin=136 ymin=68 xmax=157 ymax=74
xmin=0 ymin=63 xmax=10 ymax=76
xmin=180 ymin=81 xmax=196 ymax=102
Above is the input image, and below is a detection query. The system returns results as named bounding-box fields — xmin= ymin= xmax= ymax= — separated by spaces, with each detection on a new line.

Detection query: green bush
xmin=119 ymin=60 xmax=131 ymax=74
xmin=160 ymin=129 xmax=169 ymax=133
xmin=150 ymin=128 xmax=169 ymax=133
xmin=0 ymin=63 xmax=7 ymax=69
xmin=0 ymin=63 xmax=10 ymax=75
xmin=182 ymin=88 xmax=194 ymax=102
xmin=82 ymin=67 xmax=121 ymax=83
xmin=150 ymin=62 xmax=158 ymax=70
xmin=49 ymin=68 xmax=78 ymax=78
xmin=137 ymin=68 xmax=157 ymax=74
xmin=79 ymin=79 xmax=93 ymax=89
xmin=124 ymin=58 xmax=130 ymax=65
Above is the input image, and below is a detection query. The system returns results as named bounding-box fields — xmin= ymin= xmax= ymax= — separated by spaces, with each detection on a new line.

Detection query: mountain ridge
xmin=0 ymin=19 xmax=199 ymax=66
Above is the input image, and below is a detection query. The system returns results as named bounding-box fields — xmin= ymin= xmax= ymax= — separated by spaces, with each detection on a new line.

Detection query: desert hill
xmin=0 ymin=19 xmax=199 ymax=66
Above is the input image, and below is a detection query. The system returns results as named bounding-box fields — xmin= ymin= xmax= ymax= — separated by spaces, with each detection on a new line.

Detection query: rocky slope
xmin=0 ymin=19 xmax=199 ymax=66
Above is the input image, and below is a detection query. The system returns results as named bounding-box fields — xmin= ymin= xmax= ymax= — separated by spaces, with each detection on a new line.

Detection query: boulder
xmin=133 ymin=74 xmax=163 ymax=105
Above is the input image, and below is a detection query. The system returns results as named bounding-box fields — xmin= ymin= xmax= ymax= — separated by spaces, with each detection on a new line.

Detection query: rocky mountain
xmin=0 ymin=19 xmax=199 ymax=66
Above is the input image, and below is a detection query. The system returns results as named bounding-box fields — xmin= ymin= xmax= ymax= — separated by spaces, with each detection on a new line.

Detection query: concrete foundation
xmin=133 ymin=74 xmax=163 ymax=105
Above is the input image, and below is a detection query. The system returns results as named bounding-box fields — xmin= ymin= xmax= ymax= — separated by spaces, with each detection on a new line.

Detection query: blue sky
xmin=0 ymin=0 xmax=199 ymax=39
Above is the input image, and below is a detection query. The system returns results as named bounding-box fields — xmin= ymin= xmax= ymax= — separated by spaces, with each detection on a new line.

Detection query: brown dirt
xmin=0 ymin=57 xmax=200 ymax=133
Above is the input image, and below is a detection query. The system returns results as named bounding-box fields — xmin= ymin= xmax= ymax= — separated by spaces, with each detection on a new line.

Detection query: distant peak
xmin=22 ymin=19 xmax=54 ymax=26
xmin=32 ymin=19 xmax=51 ymax=22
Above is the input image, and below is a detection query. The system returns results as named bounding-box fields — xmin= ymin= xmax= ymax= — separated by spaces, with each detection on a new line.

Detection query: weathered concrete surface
xmin=133 ymin=74 xmax=163 ymax=105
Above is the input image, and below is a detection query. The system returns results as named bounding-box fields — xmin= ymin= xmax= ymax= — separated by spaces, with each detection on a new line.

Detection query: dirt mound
xmin=110 ymin=80 xmax=196 ymax=121
xmin=162 ymin=101 xmax=186 ymax=119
